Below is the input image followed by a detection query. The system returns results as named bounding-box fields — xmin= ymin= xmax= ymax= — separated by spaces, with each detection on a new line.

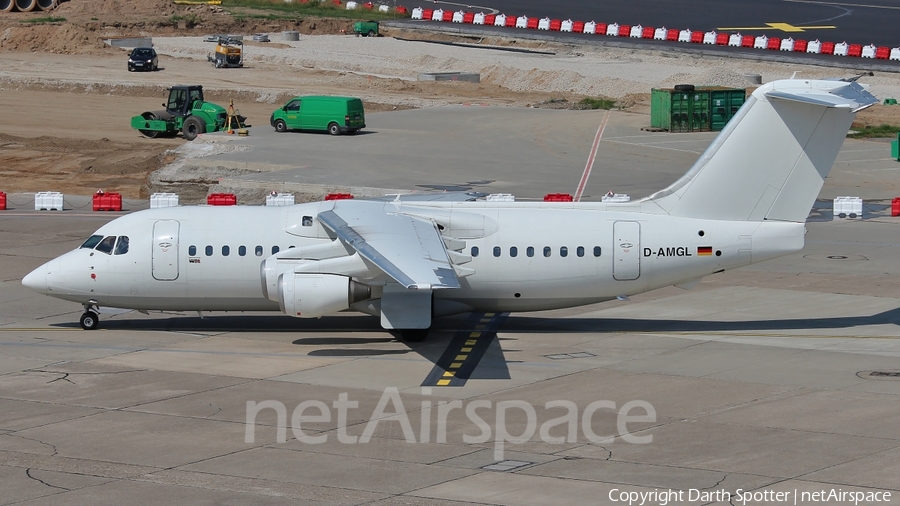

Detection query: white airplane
xmin=22 ymin=79 xmax=877 ymax=341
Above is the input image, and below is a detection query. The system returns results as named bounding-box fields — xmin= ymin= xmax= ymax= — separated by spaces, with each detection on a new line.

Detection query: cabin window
xmin=205 ymin=245 xmax=213 ymax=256
xmin=593 ymin=246 xmax=602 ymax=257
xmin=560 ymin=246 xmax=568 ymax=257
xmin=526 ymin=246 xmax=534 ymax=257
xmin=471 ymin=246 xmax=479 ymax=257
xmin=510 ymin=246 xmax=518 ymax=257
xmin=114 ymin=236 xmax=129 ymax=255
xmin=95 ymin=236 xmax=116 ymax=255
xmin=255 ymin=246 xmax=263 ymax=256
xmin=238 ymin=246 xmax=246 ymax=256
xmin=543 ymin=246 xmax=551 ymax=258
xmin=80 ymin=235 xmax=104 ymax=249
xmin=272 ymin=246 xmax=280 ymax=254
xmin=577 ymin=246 xmax=585 ymax=257
xmin=222 ymin=245 xmax=230 ymax=256
xmin=302 ymin=216 xmax=313 ymax=227
xmin=189 ymin=245 xmax=197 ymax=256
xmin=493 ymin=246 xmax=501 ymax=257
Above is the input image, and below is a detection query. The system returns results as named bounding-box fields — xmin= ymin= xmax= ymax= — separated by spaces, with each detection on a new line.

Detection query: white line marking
xmin=574 ymin=111 xmax=610 ymax=202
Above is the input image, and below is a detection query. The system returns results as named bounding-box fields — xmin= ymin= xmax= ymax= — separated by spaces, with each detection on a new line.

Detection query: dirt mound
xmin=55 ymin=0 xmax=175 ymax=19
xmin=0 ymin=23 xmax=113 ymax=54
xmin=0 ymin=132 xmax=170 ymax=198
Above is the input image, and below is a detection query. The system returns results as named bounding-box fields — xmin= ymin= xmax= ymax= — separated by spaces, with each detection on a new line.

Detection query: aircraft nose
xmin=22 ymin=259 xmax=58 ymax=294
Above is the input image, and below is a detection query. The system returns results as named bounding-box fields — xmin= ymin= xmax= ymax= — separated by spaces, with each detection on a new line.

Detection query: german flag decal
xmin=697 ymin=246 xmax=713 ymax=256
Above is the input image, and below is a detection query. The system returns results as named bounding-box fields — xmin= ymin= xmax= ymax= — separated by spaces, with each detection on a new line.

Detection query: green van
xmin=269 ymin=96 xmax=365 ymax=135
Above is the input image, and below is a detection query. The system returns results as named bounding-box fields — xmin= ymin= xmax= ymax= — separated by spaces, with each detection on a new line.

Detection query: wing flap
xmin=317 ymin=204 xmax=460 ymax=290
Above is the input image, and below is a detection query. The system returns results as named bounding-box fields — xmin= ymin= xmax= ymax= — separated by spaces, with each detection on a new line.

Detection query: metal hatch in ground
xmin=152 ymin=220 xmax=180 ymax=281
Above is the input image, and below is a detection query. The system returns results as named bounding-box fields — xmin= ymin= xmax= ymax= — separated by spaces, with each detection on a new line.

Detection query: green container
xmin=892 ymin=132 xmax=900 ymax=161
xmin=710 ymin=88 xmax=746 ymax=131
xmin=651 ymin=86 xmax=746 ymax=132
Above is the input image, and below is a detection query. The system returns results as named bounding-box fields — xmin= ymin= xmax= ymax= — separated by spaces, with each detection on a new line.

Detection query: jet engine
xmin=278 ymin=273 xmax=371 ymax=318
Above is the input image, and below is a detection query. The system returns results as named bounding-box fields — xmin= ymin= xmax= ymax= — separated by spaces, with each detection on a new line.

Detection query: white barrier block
xmin=452 ymin=11 xmax=463 ymax=22
xmin=494 ymin=14 xmax=506 ymax=26
xmin=516 ymin=15 xmax=528 ymax=28
xmin=378 ymin=4 xmax=388 ymax=12
xmin=780 ymin=37 xmax=794 ymax=51
xmin=561 ymin=19 xmax=573 ymax=32
xmin=753 ymin=35 xmax=768 ymax=48
xmin=602 ymin=193 xmax=631 ymax=203
xmin=34 ymin=191 xmax=63 ymax=211
xmin=583 ymin=21 xmax=596 ymax=34
xmin=538 ymin=17 xmax=550 ymax=30
xmin=606 ymin=22 xmax=619 ymax=36
xmin=266 ymin=193 xmax=295 ymax=207
xmin=431 ymin=9 xmax=443 ymax=21
xmin=834 ymin=41 xmax=849 ymax=56
xmin=345 ymin=1 xmax=357 ymax=9
xmin=486 ymin=193 xmax=515 ymax=202
xmin=833 ymin=196 xmax=863 ymax=219
xmin=728 ymin=33 xmax=742 ymax=46
xmin=891 ymin=47 xmax=900 ymax=61
xmin=807 ymin=39 xmax=822 ymax=53
xmin=473 ymin=12 xmax=485 ymax=25
xmin=861 ymin=44 xmax=876 ymax=58
xmin=630 ymin=25 xmax=643 ymax=38
xmin=150 ymin=193 xmax=180 ymax=208
xmin=703 ymin=31 xmax=716 ymax=44
xmin=411 ymin=7 xmax=423 ymax=19
xmin=654 ymin=27 xmax=667 ymax=40
xmin=678 ymin=29 xmax=691 ymax=42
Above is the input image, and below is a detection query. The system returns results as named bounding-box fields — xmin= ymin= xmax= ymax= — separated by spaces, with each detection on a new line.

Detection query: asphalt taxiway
xmin=1 ymin=106 xmax=899 ymax=505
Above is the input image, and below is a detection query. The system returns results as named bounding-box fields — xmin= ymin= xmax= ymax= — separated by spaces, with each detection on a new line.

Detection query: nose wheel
xmin=80 ymin=303 xmax=100 ymax=330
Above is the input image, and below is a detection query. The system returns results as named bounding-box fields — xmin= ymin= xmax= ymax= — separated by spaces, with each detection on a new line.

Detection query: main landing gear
xmin=80 ymin=302 xmax=99 ymax=330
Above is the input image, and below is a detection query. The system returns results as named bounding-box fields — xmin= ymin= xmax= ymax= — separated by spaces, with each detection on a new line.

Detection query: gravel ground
xmin=152 ymin=34 xmax=900 ymax=100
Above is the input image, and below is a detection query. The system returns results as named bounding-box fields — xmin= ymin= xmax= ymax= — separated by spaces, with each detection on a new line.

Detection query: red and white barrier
xmin=410 ymin=6 xmax=898 ymax=63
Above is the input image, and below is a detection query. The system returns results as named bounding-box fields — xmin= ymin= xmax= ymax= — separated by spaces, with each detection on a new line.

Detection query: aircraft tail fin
xmin=643 ymin=79 xmax=877 ymax=222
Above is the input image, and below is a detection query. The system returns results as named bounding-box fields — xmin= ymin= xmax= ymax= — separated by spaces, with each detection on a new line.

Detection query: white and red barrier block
xmin=780 ymin=37 xmax=794 ymax=51
xmin=473 ymin=12 xmax=485 ymax=24
xmin=834 ymin=41 xmax=849 ymax=56
xmin=891 ymin=48 xmax=900 ymax=60
xmin=630 ymin=24 xmax=643 ymax=38
xmin=606 ymin=22 xmax=619 ymax=36
xmin=703 ymin=31 xmax=716 ymax=44
xmin=678 ymin=29 xmax=691 ymax=42
xmin=538 ymin=17 xmax=550 ymax=30
xmin=861 ymin=44 xmax=876 ymax=58
xmin=494 ymin=14 xmax=506 ymax=26
xmin=806 ymin=39 xmax=822 ymax=53
xmin=411 ymin=6 xmax=423 ymax=19
xmin=654 ymin=27 xmax=667 ymax=40
xmin=561 ymin=19 xmax=573 ymax=32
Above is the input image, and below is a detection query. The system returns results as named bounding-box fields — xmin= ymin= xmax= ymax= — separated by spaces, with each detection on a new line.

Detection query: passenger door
xmin=152 ymin=220 xmax=180 ymax=281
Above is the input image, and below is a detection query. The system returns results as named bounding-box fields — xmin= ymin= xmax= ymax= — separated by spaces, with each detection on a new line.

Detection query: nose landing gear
xmin=80 ymin=302 xmax=100 ymax=330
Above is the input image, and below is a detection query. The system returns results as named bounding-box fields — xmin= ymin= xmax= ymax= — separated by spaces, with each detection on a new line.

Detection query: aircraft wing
xmin=317 ymin=203 xmax=460 ymax=290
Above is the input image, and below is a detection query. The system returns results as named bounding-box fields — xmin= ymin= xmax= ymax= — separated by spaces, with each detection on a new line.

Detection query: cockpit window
xmin=80 ymin=235 xmax=104 ymax=249
xmin=95 ymin=236 xmax=117 ymax=255
xmin=114 ymin=236 xmax=129 ymax=255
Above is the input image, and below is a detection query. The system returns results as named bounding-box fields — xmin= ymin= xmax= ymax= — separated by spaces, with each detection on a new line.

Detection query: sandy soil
xmin=1 ymin=1 xmax=899 ymax=199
